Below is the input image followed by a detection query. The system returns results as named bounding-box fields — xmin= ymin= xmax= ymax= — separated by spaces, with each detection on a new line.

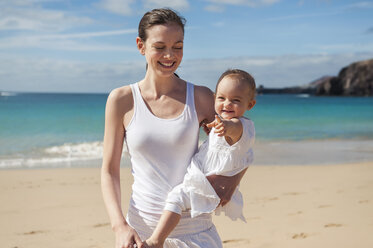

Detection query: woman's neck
xmin=140 ymin=72 xmax=182 ymax=99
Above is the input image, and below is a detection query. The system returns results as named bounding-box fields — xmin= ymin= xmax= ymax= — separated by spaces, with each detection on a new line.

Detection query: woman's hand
xmin=114 ymin=224 xmax=144 ymax=248
xmin=206 ymin=168 xmax=247 ymax=206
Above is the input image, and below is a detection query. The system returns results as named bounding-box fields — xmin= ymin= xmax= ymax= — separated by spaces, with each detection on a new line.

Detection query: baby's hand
xmin=144 ymin=238 xmax=163 ymax=248
xmin=206 ymin=115 xmax=232 ymax=137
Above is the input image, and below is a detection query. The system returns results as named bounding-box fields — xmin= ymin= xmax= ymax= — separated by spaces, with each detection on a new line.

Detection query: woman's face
xmin=137 ymin=23 xmax=184 ymax=78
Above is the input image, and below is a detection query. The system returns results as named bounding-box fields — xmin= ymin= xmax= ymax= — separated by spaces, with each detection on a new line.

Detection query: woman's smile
xmin=158 ymin=61 xmax=175 ymax=68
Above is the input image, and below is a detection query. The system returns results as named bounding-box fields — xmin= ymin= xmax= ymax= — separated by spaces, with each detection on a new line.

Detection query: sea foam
xmin=0 ymin=141 xmax=130 ymax=169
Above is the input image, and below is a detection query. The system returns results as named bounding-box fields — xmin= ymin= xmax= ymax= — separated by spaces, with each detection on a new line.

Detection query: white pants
xmin=126 ymin=206 xmax=223 ymax=248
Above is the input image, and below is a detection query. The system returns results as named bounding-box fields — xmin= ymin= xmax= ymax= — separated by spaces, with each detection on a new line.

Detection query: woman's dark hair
xmin=138 ymin=8 xmax=186 ymax=41
xmin=216 ymin=69 xmax=256 ymax=99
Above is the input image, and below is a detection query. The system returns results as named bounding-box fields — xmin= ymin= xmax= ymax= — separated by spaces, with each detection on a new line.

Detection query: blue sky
xmin=0 ymin=0 xmax=372 ymax=93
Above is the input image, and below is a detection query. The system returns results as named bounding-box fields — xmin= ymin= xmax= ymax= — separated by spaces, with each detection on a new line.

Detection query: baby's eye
xmin=217 ymin=96 xmax=225 ymax=100
xmin=173 ymin=46 xmax=183 ymax=50
xmin=154 ymin=47 xmax=165 ymax=50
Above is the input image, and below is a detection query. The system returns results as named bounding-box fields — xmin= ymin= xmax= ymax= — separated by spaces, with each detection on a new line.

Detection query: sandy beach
xmin=1 ymin=161 xmax=372 ymax=248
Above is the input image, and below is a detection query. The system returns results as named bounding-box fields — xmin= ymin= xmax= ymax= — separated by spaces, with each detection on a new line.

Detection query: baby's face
xmin=215 ymin=76 xmax=254 ymax=119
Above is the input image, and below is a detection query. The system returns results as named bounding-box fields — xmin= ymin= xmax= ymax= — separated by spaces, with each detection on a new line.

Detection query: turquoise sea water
xmin=252 ymin=94 xmax=373 ymax=141
xmin=1 ymin=92 xmax=373 ymax=168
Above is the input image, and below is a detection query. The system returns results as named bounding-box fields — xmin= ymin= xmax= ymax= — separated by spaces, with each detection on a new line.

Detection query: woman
xmin=101 ymin=8 xmax=246 ymax=248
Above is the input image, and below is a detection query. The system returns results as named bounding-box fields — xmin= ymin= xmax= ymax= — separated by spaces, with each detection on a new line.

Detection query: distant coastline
xmin=257 ymin=58 xmax=373 ymax=96
xmin=256 ymin=85 xmax=315 ymax=95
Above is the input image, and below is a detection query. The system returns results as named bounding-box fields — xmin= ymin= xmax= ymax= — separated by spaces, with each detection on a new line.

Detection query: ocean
xmin=1 ymin=92 xmax=373 ymax=169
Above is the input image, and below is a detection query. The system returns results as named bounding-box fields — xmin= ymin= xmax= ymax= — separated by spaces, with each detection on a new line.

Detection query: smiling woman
xmin=136 ymin=8 xmax=185 ymax=78
xmin=137 ymin=23 xmax=184 ymax=78
xmin=100 ymin=8 xmax=245 ymax=248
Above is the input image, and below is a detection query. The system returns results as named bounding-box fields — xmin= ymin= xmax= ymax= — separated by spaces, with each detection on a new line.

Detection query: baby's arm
xmin=207 ymin=115 xmax=243 ymax=145
xmin=145 ymin=211 xmax=181 ymax=247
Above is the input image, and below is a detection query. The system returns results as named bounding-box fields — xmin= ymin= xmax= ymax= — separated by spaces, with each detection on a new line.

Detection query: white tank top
xmin=125 ymin=82 xmax=200 ymax=222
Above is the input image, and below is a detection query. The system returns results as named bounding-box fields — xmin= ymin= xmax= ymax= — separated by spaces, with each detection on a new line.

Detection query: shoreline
xmin=1 ymin=138 xmax=373 ymax=169
xmin=1 ymin=162 xmax=373 ymax=248
xmin=254 ymin=138 xmax=373 ymax=165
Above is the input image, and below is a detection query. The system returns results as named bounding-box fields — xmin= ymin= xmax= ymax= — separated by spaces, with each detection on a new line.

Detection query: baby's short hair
xmin=216 ymin=69 xmax=256 ymax=99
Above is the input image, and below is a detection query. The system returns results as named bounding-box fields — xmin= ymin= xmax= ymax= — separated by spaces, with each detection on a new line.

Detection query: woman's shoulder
xmin=193 ymin=84 xmax=215 ymax=123
xmin=109 ymin=85 xmax=132 ymax=100
xmin=106 ymin=85 xmax=134 ymax=113
xmin=193 ymin=84 xmax=213 ymax=98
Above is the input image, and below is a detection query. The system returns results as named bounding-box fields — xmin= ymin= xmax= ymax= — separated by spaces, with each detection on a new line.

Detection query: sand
xmin=1 ymin=162 xmax=373 ymax=248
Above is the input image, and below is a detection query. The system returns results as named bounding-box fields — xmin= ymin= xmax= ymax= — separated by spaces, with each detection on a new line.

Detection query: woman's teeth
xmin=159 ymin=62 xmax=174 ymax=67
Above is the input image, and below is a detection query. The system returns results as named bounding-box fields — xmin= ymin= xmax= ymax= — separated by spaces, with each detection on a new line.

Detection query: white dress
xmin=165 ymin=117 xmax=255 ymax=222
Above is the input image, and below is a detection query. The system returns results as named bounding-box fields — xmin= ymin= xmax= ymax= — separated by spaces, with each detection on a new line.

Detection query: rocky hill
xmin=257 ymin=59 xmax=373 ymax=96
xmin=315 ymin=59 xmax=373 ymax=96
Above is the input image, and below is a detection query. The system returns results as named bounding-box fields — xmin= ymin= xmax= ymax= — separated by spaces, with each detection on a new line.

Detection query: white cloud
xmin=265 ymin=11 xmax=341 ymax=22
xmin=205 ymin=0 xmax=280 ymax=8
xmin=97 ymin=0 xmax=189 ymax=16
xmin=0 ymin=0 xmax=46 ymax=8
xmin=0 ymin=57 xmax=146 ymax=93
xmin=0 ymin=37 xmax=135 ymax=52
xmin=143 ymin=0 xmax=190 ymax=11
xmin=178 ymin=53 xmax=373 ymax=89
xmin=313 ymin=43 xmax=373 ymax=53
xmin=212 ymin=21 xmax=225 ymax=27
xmin=344 ymin=1 xmax=373 ymax=9
xmin=0 ymin=29 xmax=137 ymax=52
xmin=0 ymin=1 xmax=93 ymax=31
xmin=204 ymin=4 xmax=225 ymax=12
xmin=96 ymin=0 xmax=135 ymax=16
xmin=0 ymin=0 xmax=62 ymax=6
xmin=31 ymin=29 xmax=137 ymax=40
xmin=297 ymin=0 xmax=305 ymax=6
xmin=2 ymin=52 xmax=373 ymax=93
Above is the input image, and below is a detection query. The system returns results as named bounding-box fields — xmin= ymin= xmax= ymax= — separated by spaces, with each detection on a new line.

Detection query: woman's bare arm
xmin=206 ymin=168 xmax=247 ymax=206
xmin=101 ymin=87 xmax=144 ymax=248
xmin=194 ymin=85 xmax=215 ymax=127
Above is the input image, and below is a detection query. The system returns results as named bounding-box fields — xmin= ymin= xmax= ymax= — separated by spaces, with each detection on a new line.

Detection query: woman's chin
xmin=156 ymin=69 xmax=177 ymax=78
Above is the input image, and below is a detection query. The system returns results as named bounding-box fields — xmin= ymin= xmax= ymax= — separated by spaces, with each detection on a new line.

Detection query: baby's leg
xmin=145 ymin=172 xmax=192 ymax=247
xmin=145 ymin=210 xmax=181 ymax=247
